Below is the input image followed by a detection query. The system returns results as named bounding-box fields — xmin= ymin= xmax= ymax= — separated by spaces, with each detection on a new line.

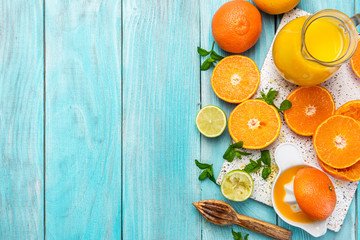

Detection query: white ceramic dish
xmin=271 ymin=143 xmax=328 ymax=237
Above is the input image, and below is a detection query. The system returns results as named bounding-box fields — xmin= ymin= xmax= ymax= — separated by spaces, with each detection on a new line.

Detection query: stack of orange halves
xmin=283 ymin=86 xmax=360 ymax=182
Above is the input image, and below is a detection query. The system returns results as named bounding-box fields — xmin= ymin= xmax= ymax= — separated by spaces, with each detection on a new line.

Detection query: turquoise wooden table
xmin=0 ymin=0 xmax=359 ymax=239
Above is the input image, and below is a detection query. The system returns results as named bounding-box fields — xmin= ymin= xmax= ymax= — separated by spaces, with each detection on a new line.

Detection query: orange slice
xmin=228 ymin=99 xmax=281 ymax=149
xmin=335 ymin=100 xmax=360 ymax=122
xmin=284 ymin=86 xmax=335 ymax=136
xmin=318 ymin=158 xmax=360 ymax=182
xmin=313 ymin=115 xmax=360 ymax=169
xmin=350 ymin=39 xmax=360 ymax=79
xmin=211 ymin=55 xmax=260 ymax=103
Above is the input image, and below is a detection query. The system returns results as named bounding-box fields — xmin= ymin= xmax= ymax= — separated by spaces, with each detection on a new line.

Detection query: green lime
xmin=195 ymin=105 xmax=227 ymax=138
xmin=221 ymin=170 xmax=254 ymax=202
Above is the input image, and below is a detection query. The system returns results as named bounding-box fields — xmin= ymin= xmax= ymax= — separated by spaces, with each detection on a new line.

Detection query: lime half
xmin=195 ymin=105 xmax=227 ymax=138
xmin=221 ymin=170 xmax=254 ymax=202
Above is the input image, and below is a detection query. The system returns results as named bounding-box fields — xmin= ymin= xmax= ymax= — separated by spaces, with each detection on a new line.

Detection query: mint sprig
xmin=232 ymin=229 xmax=249 ymax=240
xmin=258 ymin=88 xmax=292 ymax=112
xmin=243 ymin=150 xmax=272 ymax=180
xmin=195 ymin=160 xmax=217 ymax=184
xmin=223 ymin=141 xmax=252 ymax=163
xmin=198 ymin=41 xmax=224 ymax=71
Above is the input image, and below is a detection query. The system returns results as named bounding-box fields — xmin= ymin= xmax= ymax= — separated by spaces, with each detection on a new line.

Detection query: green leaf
xmin=262 ymin=167 xmax=271 ymax=179
xmin=232 ymin=229 xmax=241 ymax=240
xmin=198 ymin=170 xmax=208 ymax=180
xmin=200 ymin=59 xmax=212 ymax=71
xmin=207 ymin=166 xmax=217 ymax=184
xmin=260 ymin=92 xmax=266 ymax=99
xmin=207 ymin=172 xmax=217 ymax=184
xmin=210 ymin=51 xmax=224 ymax=61
xmin=232 ymin=229 xmax=248 ymax=240
xmin=244 ymin=160 xmax=261 ymax=173
xmin=197 ymin=46 xmax=210 ymax=56
xmin=223 ymin=146 xmax=236 ymax=162
xmin=231 ymin=141 xmax=244 ymax=149
xmin=207 ymin=165 xmax=214 ymax=177
xmin=260 ymin=150 xmax=271 ymax=166
xmin=244 ymin=234 xmax=249 ymax=240
xmin=207 ymin=57 xmax=216 ymax=63
xmin=195 ymin=159 xmax=211 ymax=169
xmin=235 ymin=151 xmax=242 ymax=160
xmin=237 ymin=151 xmax=252 ymax=156
xmin=279 ymin=99 xmax=292 ymax=112
xmin=266 ymin=88 xmax=278 ymax=101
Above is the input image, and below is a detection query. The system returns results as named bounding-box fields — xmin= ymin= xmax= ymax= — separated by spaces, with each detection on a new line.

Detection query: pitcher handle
xmin=350 ymin=14 xmax=360 ymax=26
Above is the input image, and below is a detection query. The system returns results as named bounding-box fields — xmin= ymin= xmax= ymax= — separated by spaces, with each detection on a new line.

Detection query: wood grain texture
xmin=276 ymin=1 xmax=357 ymax=239
xmin=122 ymin=0 xmax=201 ymax=239
xmin=0 ymin=0 xmax=44 ymax=239
xmin=45 ymin=0 xmax=122 ymax=238
xmin=199 ymin=0 xmax=277 ymax=239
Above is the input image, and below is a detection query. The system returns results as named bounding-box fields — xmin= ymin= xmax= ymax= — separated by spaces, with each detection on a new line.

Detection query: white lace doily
xmin=216 ymin=9 xmax=360 ymax=232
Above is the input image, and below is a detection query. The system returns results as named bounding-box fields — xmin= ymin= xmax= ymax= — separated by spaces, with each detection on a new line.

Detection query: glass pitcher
xmin=273 ymin=9 xmax=359 ymax=86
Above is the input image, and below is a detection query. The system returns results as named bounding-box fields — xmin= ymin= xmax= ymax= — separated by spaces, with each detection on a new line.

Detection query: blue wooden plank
xmin=199 ymin=0 xmax=277 ymax=239
xmin=45 ymin=1 xmax=122 ymax=238
xmin=122 ymin=0 xmax=201 ymax=239
xmin=276 ymin=1 xmax=357 ymax=239
xmin=0 ymin=0 xmax=44 ymax=239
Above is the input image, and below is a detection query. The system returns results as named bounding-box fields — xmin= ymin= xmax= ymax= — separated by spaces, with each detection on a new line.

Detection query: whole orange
xmin=294 ymin=167 xmax=336 ymax=221
xmin=253 ymin=0 xmax=300 ymax=15
xmin=212 ymin=0 xmax=262 ymax=53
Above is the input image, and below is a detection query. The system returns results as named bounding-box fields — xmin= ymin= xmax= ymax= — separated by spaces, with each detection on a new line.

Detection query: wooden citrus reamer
xmin=193 ymin=199 xmax=292 ymax=240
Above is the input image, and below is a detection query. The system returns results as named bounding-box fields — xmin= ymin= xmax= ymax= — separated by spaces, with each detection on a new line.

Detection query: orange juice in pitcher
xmin=273 ymin=10 xmax=359 ymax=86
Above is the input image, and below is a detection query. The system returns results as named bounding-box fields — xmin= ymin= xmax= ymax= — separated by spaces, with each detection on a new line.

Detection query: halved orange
xmin=228 ymin=99 xmax=281 ymax=149
xmin=284 ymin=86 xmax=335 ymax=136
xmin=335 ymin=100 xmax=360 ymax=122
xmin=318 ymin=158 xmax=360 ymax=182
xmin=350 ymin=39 xmax=360 ymax=79
xmin=211 ymin=55 xmax=260 ymax=103
xmin=313 ymin=115 xmax=360 ymax=169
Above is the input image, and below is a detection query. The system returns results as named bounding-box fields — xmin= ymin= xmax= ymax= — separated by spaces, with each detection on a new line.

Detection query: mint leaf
xmin=231 ymin=141 xmax=244 ymax=149
xmin=211 ymin=51 xmax=224 ymax=61
xmin=198 ymin=170 xmax=208 ymax=180
xmin=195 ymin=159 xmax=211 ymax=169
xmin=200 ymin=58 xmax=212 ymax=71
xmin=224 ymin=149 xmax=236 ymax=162
xmin=207 ymin=167 xmax=217 ymax=184
xmin=266 ymin=88 xmax=278 ymax=102
xmin=237 ymin=151 xmax=252 ymax=156
xmin=224 ymin=141 xmax=251 ymax=162
xmin=195 ymin=161 xmax=217 ymax=184
xmin=232 ymin=229 xmax=242 ymax=240
xmin=280 ymin=99 xmax=292 ymax=112
xmin=197 ymin=47 xmax=210 ymax=56
xmin=223 ymin=145 xmax=236 ymax=162
xmin=198 ymin=41 xmax=224 ymax=71
xmin=244 ymin=160 xmax=261 ymax=173
xmin=260 ymin=150 xmax=271 ymax=166
xmin=232 ymin=229 xmax=249 ymax=240
xmin=259 ymin=88 xmax=292 ymax=113
xmin=262 ymin=167 xmax=271 ymax=179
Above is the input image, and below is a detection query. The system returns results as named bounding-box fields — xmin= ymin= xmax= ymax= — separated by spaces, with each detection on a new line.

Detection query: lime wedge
xmin=221 ymin=170 xmax=254 ymax=202
xmin=196 ymin=105 xmax=227 ymax=138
